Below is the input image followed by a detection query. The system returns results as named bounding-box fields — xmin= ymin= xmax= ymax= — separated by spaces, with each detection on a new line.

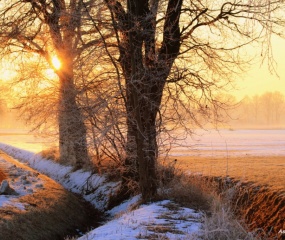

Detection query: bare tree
xmin=0 ymin=0 xmax=111 ymax=168
xmin=104 ymin=0 xmax=284 ymax=201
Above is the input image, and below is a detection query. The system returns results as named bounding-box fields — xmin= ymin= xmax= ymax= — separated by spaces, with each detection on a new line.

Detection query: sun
xmin=51 ymin=56 xmax=61 ymax=70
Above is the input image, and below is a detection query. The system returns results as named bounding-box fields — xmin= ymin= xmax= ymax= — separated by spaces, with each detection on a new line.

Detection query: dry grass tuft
xmin=157 ymin=161 xmax=262 ymax=239
xmin=39 ymin=146 xmax=60 ymax=162
xmin=201 ymin=200 xmax=258 ymax=240
xmin=158 ymin=162 xmax=215 ymax=213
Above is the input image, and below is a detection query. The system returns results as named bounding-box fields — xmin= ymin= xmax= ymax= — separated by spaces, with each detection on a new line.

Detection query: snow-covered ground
xmin=79 ymin=199 xmax=201 ymax=240
xmin=0 ymin=143 xmax=119 ymax=211
xmin=0 ymin=128 xmax=283 ymax=239
xmin=0 ymin=144 xmax=203 ymax=239
xmin=1 ymin=129 xmax=284 ymax=157
xmin=166 ymin=129 xmax=285 ymax=157
xmin=0 ymin=157 xmax=44 ymax=211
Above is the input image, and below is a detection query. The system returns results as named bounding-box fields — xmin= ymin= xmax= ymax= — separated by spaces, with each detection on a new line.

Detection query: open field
xmin=162 ymin=130 xmax=284 ymax=238
xmin=174 ymin=155 xmax=285 ymax=191
xmin=160 ymin=129 xmax=285 ymax=191
xmin=0 ymin=129 xmax=284 ymax=238
xmin=0 ymin=128 xmax=284 ymax=191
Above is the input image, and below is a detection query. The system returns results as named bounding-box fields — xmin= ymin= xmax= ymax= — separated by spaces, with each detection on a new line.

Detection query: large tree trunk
xmin=58 ymin=77 xmax=88 ymax=169
xmin=135 ymin=100 xmax=158 ymax=200
xmin=57 ymin=51 xmax=89 ymax=169
xmin=47 ymin=2 xmax=90 ymax=169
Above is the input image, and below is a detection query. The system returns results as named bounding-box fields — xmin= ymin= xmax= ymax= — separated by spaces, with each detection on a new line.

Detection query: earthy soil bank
xmin=0 ymin=151 xmax=101 ymax=240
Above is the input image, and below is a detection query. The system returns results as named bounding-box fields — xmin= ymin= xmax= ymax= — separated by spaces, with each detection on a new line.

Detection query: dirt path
xmin=0 ymin=150 xmax=102 ymax=240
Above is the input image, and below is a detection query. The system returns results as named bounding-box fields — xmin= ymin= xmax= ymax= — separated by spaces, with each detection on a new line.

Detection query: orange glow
xmin=51 ymin=56 xmax=61 ymax=70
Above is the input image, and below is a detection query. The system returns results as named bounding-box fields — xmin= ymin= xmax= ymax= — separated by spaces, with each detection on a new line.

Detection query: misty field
xmin=164 ymin=129 xmax=285 ymax=190
xmin=1 ymin=128 xmax=284 ymax=190
xmin=0 ymin=128 xmax=284 ymax=238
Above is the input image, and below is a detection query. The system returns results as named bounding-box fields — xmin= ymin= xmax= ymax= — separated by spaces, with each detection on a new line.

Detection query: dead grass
xmin=163 ymin=155 xmax=285 ymax=238
xmin=174 ymin=155 xmax=285 ymax=191
xmin=157 ymin=162 xmax=266 ymax=240
xmin=158 ymin=161 xmax=216 ymax=213
xmin=201 ymin=200 xmax=257 ymax=240
xmin=0 ymin=169 xmax=5 ymax=182
xmin=38 ymin=146 xmax=60 ymax=162
xmin=0 ymin=182 xmax=101 ymax=240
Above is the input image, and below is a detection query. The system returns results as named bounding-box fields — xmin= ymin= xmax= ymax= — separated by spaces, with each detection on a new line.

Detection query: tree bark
xmin=58 ymin=72 xmax=89 ymax=169
xmin=47 ymin=2 xmax=90 ymax=169
xmin=105 ymin=0 xmax=183 ymax=202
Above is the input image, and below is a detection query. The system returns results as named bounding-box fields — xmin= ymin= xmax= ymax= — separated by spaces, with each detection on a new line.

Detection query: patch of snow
xmin=107 ymin=195 xmax=141 ymax=218
xmin=79 ymin=200 xmax=202 ymax=240
xmin=0 ymin=143 xmax=119 ymax=211
xmin=2 ymin=199 xmax=26 ymax=211
xmin=0 ymin=157 xmax=44 ymax=211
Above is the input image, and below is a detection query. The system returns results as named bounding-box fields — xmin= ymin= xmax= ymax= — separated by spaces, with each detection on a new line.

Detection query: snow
xmin=0 ymin=143 xmax=120 ymax=211
xmin=167 ymin=129 xmax=285 ymax=157
xmin=107 ymin=195 xmax=141 ymax=218
xmin=79 ymin=200 xmax=202 ymax=240
xmin=1 ymin=129 xmax=283 ymax=239
xmin=0 ymin=157 xmax=43 ymax=211
xmin=0 ymin=143 xmax=203 ymax=239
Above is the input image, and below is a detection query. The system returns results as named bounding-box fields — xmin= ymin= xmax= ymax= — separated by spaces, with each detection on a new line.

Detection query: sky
xmin=234 ymin=35 xmax=285 ymax=99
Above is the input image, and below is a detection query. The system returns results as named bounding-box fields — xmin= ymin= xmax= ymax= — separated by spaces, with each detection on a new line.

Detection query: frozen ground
xmin=166 ymin=129 xmax=285 ymax=157
xmin=79 ymin=199 xmax=201 ymax=240
xmin=0 ymin=144 xmax=203 ymax=239
xmin=0 ymin=157 xmax=44 ymax=211
xmin=0 ymin=128 xmax=283 ymax=239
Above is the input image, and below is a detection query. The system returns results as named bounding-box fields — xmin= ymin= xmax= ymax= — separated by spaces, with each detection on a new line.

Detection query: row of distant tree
xmin=229 ymin=91 xmax=285 ymax=128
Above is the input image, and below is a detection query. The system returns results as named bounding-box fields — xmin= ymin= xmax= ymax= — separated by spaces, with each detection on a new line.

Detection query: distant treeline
xmin=1 ymin=90 xmax=284 ymax=130
xmin=230 ymin=91 xmax=285 ymax=128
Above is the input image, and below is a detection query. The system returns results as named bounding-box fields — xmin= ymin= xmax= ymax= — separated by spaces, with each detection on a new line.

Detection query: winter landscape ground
xmin=0 ymin=129 xmax=284 ymax=239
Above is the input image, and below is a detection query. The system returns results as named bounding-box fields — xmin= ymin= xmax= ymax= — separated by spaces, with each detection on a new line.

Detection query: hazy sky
xmin=234 ymin=35 xmax=285 ymax=99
